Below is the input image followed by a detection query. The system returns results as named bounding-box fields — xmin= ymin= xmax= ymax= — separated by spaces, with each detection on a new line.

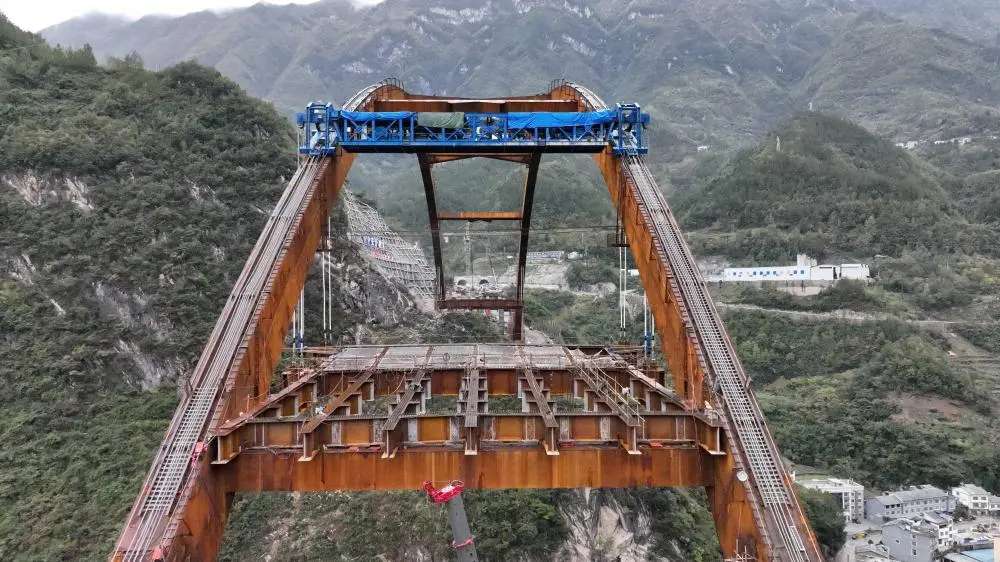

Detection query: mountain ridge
xmin=37 ymin=0 xmax=1000 ymax=185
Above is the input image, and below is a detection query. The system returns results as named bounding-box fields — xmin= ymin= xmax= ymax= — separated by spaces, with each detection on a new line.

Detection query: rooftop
xmin=944 ymin=550 xmax=995 ymax=562
xmin=884 ymin=518 xmax=938 ymax=538
xmin=954 ymin=483 xmax=991 ymax=496
xmin=799 ymin=477 xmax=863 ymax=490
xmin=874 ymin=485 xmax=949 ymax=506
xmin=921 ymin=512 xmax=953 ymax=525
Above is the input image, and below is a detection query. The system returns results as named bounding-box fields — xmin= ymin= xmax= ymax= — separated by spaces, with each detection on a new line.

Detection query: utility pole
xmin=464 ymin=222 xmax=473 ymax=280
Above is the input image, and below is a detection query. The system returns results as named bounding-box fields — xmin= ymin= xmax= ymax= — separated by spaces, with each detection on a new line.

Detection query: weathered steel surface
xmin=225 ymin=447 xmax=713 ymax=491
xmin=114 ymin=81 xmax=820 ymax=562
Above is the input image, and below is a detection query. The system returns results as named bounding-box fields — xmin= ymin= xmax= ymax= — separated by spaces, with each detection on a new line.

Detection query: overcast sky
xmin=0 ymin=0 xmax=383 ymax=32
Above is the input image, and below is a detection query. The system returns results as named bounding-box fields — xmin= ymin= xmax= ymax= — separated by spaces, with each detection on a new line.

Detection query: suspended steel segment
xmin=111 ymin=79 xmax=821 ymax=562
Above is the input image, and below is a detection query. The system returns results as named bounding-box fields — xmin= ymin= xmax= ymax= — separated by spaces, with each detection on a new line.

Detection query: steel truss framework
xmin=111 ymin=80 xmax=822 ymax=562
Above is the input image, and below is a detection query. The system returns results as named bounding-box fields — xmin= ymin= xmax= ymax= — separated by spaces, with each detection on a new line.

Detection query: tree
xmin=797 ymin=486 xmax=847 ymax=557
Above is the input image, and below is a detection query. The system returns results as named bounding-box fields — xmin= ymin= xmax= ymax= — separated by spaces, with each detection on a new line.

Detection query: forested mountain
xmin=40 ymin=0 xmax=1000 ymax=184
xmin=0 ymin=14 xmax=298 ymax=559
xmin=674 ymin=113 xmax=1000 ymax=492
xmin=680 ymin=112 xmax=995 ymax=261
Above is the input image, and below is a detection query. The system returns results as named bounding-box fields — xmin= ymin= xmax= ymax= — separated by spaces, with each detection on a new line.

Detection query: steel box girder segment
xmin=216 ymin=407 xmax=726 ymax=465
xmin=211 ymin=386 xmax=730 ymax=490
xmin=220 ymin=446 xmax=717 ymax=491
xmin=211 ymin=354 xmax=723 ymax=465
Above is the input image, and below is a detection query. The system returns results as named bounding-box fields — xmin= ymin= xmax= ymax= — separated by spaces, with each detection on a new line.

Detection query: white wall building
xmin=720 ymin=254 xmax=870 ymax=283
xmin=919 ymin=512 xmax=957 ymax=550
xmin=883 ymin=518 xmax=939 ymax=562
xmin=798 ymin=477 xmax=865 ymax=523
xmin=866 ymin=486 xmax=954 ymax=521
xmin=952 ymin=484 xmax=992 ymax=516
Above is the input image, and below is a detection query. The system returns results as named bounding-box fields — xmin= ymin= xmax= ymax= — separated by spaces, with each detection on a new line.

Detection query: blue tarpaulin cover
xmin=340 ymin=111 xmax=415 ymax=121
xmin=505 ymin=109 xmax=617 ymax=129
xmin=338 ymin=110 xmax=618 ymax=129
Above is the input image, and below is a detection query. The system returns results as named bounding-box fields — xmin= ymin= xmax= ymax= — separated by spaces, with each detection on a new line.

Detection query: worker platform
xmin=210 ymin=344 xmax=726 ymax=490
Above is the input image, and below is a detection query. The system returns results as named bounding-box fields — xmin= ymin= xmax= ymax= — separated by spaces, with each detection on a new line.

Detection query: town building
xmin=856 ymin=544 xmax=901 ymax=561
xmin=719 ymin=254 xmax=870 ymax=283
xmin=866 ymin=486 xmax=954 ymax=521
xmin=952 ymin=484 xmax=992 ymax=516
xmin=944 ymin=551 xmax=996 ymax=562
xmin=919 ymin=512 xmax=957 ymax=550
xmin=882 ymin=518 xmax=938 ymax=562
xmin=798 ymin=477 xmax=864 ymax=523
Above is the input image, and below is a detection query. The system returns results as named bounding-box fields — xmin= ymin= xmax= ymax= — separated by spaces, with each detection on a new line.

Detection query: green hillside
xmin=676 ymin=112 xmax=1000 ymax=493
xmin=680 ymin=112 xmax=996 ymax=260
xmin=0 ymin=15 xmax=299 ymax=559
xmin=38 ymin=0 xmax=1000 ymax=186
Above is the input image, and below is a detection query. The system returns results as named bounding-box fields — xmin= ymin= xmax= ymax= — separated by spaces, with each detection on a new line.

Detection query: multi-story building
xmin=919 ymin=512 xmax=957 ymax=550
xmin=866 ymin=486 xmax=953 ymax=521
xmin=882 ymin=518 xmax=938 ymax=562
xmin=855 ymin=544 xmax=900 ymax=561
xmin=718 ymin=254 xmax=871 ymax=283
xmin=951 ymin=484 xmax=992 ymax=516
xmin=798 ymin=477 xmax=865 ymax=523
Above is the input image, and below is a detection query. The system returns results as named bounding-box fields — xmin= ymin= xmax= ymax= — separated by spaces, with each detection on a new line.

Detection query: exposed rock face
xmin=2 ymin=171 xmax=94 ymax=211
xmin=5 ymin=253 xmax=37 ymax=285
xmin=558 ymin=489 xmax=655 ymax=561
xmin=115 ymin=339 xmax=185 ymax=389
xmin=94 ymin=282 xmax=174 ymax=341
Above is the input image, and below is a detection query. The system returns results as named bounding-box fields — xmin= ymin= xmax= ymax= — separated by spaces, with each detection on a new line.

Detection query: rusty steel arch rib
xmin=554 ymin=81 xmax=822 ymax=561
xmin=111 ymin=80 xmax=396 ymax=562
xmin=111 ymin=79 xmax=821 ymax=562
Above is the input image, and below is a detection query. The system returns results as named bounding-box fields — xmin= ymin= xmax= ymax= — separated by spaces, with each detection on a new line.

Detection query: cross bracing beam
xmin=436 ymin=210 xmax=522 ymax=221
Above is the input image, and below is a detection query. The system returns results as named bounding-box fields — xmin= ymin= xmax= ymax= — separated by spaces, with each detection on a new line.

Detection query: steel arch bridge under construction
xmin=112 ymin=80 xmax=824 ymax=562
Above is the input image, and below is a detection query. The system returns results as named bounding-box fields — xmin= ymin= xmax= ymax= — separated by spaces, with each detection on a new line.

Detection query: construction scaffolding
xmin=342 ymin=190 xmax=436 ymax=309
